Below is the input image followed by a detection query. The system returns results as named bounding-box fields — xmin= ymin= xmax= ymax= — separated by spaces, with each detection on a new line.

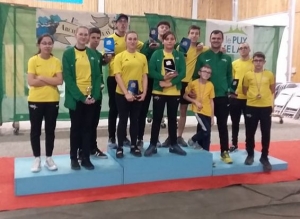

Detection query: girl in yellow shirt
xmin=27 ymin=34 xmax=63 ymax=173
xmin=114 ymin=31 xmax=148 ymax=158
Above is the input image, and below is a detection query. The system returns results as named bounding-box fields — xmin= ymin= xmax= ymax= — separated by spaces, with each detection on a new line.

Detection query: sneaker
xmin=244 ymin=155 xmax=254 ymax=165
xmin=116 ymin=147 xmax=124 ymax=159
xmin=161 ymin=137 xmax=170 ymax=148
xmin=130 ymin=145 xmax=142 ymax=157
xmin=260 ymin=157 xmax=272 ymax=172
xmin=169 ymin=144 xmax=187 ymax=156
xmin=229 ymin=145 xmax=238 ymax=152
xmin=71 ymin=159 xmax=81 ymax=170
xmin=108 ymin=138 xmax=117 ymax=149
xmin=81 ymin=158 xmax=95 ymax=170
xmin=31 ymin=157 xmax=41 ymax=173
xmin=144 ymin=144 xmax=157 ymax=157
xmin=92 ymin=148 xmax=108 ymax=159
xmin=137 ymin=140 xmax=144 ymax=149
xmin=44 ymin=157 xmax=58 ymax=171
xmin=123 ymin=137 xmax=131 ymax=146
xmin=177 ymin=137 xmax=188 ymax=147
xmin=221 ymin=151 xmax=233 ymax=164
xmin=188 ymin=138 xmax=203 ymax=150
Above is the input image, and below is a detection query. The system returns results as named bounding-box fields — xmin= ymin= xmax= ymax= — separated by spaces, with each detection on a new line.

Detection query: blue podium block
xmin=14 ymin=154 xmax=123 ymax=196
xmin=107 ymin=144 xmax=213 ymax=184
xmin=212 ymin=150 xmax=288 ymax=176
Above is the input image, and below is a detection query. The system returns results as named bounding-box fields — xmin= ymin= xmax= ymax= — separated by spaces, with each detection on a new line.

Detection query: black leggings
xmin=150 ymin=94 xmax=180 ymax=146
xmin=115 ymin=93 xmax=142 ymax=147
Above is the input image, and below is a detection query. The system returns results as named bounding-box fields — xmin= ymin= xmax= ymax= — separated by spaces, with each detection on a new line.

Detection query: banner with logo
xmin=36 ymin=8 xmax=118 ymax=50
xmin=205 ymin=19 xmax=254 ymax=59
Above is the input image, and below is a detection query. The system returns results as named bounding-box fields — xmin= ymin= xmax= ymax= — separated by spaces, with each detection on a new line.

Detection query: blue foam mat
xmin=14 ymin=154 xmax=123 ymax=196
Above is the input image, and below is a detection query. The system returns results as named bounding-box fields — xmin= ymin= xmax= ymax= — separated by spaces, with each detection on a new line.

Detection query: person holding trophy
xmin=104 ymin=14 xmax=144 ymax=149
xmin=113 ymin=31 xmax=148 ymax=158
xmin=144 ymin=31 xmax=186 ymax=157
xmin=62 ymin=26 xmax=102 ymax=170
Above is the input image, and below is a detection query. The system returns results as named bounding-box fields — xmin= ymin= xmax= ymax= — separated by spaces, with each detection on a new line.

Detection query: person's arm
xmin=192 ymin=54 xmax=203 ymax=80
xmin=210 ymin=98 xmax=215 ymax=125
xmin=115 ymin=74 xmax=128 ymax=95
xmin=242 ymin=76 xmax=249 ymax=96
xmin=62 ymin=51 xmax=86 ymax=102
xmin=27 ymin=73 xmax=47 ymax=87
xmin=137 ymin=40 xmax=144 ymax=51
xmin=37 ymin=73 xmax=63 ymax=86
xmin=138 ymin=56 xmax=148 ymax=101
xmin=170 ymin=52 xmax=186 ymax=85
xmin=148 ymin=51 xmax=164 ymax=81
xmin=183 ymin=82 xmax=196 ymax=103
xmin=269 ymin=72 xmax=275 ymax=94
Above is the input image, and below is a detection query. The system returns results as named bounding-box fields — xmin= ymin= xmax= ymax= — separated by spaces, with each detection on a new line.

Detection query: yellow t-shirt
xmin=243 ymin=70 xmax=275 ymax=107
xmin=107 ymin=33 xmax=144 ymax=76
xmin=185 ymin=79 xmax=215 ymax=117
xmin=75 ymin=48 xmax=92 ymax=95
xmin=114 ymin=51 xmax=148 ymax=95
xmin=152 ymin=51 xmax=180 ymax=96
xmin=27 ymin=55 xmax=62 ymax=102
xmin=182 ymin=45 xmax=209 ymax=82
xmin=232 ymin=58 xmax=253 ymax=99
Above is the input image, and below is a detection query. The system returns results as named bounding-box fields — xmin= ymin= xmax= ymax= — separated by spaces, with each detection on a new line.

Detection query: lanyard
xmin=254 ymin=72 xmax=264 ymax=95
xmin=198 ymin=80 xmax=207 ymax=103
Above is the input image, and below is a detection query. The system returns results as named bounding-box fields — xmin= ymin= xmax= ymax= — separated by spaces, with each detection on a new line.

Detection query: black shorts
xmin=180 ymin=82 xmax=190 ymax=105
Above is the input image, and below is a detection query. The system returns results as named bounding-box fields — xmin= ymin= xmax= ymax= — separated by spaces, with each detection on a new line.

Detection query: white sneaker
xmin=31 ymin=157 xmax=41 ymax=173
xmin=44 ymin=157 xmax=58 ymax=171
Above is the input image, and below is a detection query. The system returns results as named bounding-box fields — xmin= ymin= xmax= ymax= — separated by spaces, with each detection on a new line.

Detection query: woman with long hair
xmin=27 ymin=34 xmax=63 ymax=172
xmin=114 ymin=31 xmax=148 ymax=158
xmin=62 ymin=26 xmax=102 ymax=170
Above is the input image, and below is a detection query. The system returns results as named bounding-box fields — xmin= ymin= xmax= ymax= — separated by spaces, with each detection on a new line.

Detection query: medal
xmin=254 ymin=72 xmax=264 ymax=100
xmin=256 ymin=94 xmax=262 ymax=99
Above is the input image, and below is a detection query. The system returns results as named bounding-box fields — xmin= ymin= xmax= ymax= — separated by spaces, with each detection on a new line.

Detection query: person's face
xmin=199 ymin=67 xmax=212 ymax=80
xmin=75 ymin=27 xmax=89 ymax=45
xmin=89 ymin=33 xmax=101 ymax=49
xmin=163 ymin=33 xmax=176 ymax=50
xmin=158 ymin=24 xmax=170 ymax=36
xmin=126 ymin=33 xmax=138 ymax=50
xmin=188 ymin=29 xmax=200 ymax=43
xmin=38 ymin=36 xmax=53 ymax=54
xmin=238 ymin=43 xmax=250 ymax=57
xmin=210 ymin=33 xmax=223 ymax=49
xmin=253 ymin=56 xmax=266 ymax=70
xmin=116 ymin=18 xmax=128 ymax=32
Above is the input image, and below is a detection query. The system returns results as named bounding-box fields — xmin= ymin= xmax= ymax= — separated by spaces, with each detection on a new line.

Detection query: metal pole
xmin=192 ymin=0 xmax=198 ymax=19
xmin=232 ymin=0 xmax=238 ymax=21
xmin=98 ymin=0 xmax=105 ymax=13
xmin=287 ymin=0 xmax=296 ymax=82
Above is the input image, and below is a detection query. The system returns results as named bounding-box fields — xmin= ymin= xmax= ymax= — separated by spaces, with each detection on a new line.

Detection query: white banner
xmin=205 ymin=19 xmax=254 ymax=56
xmin=36 ymin=8 xmax=119 ymax=50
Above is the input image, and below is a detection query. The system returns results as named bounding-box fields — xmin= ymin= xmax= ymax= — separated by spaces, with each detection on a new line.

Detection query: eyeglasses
xmin=238 ymin=47 xmax=249 ymax=50
xmin=253 ymin=59 xmax=265 ymax=63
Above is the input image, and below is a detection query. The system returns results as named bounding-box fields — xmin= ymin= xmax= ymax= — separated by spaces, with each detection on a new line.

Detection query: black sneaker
xmin=260 ymin=157 xmax=272 ymax=172
xmin=71 ymin=159 xmax=81 ymax=170
xmin=229 ymin=145 xmax=238 ymax=153
xmin=81 ymin=158 xmax=95 ymax=170
xmin=161 ymin=137 xmax=170 ymax=148
xmin=169 ymin=144 xmax=187 ymax=156
xmin=144 ymin=144 xmax=157 ymax=157
xmin=116 ymin=147 xmax=124 ymax=159
xmin=123 ymin=137 xmax=131 ymax=146
xmin=244 ymin=155 xmax=254 ymax=165
xmin=177 ymin=137 xmax=188 ymax=147
xmin=137 ymin=140 xmax=144 ymax=148
xmin=108 ymin=138 xmax=117 ymax=149
xmin=130 ymin=145 xmax=142 ymax=157
xmin=92 ymin=148 xmax=108 ymax=159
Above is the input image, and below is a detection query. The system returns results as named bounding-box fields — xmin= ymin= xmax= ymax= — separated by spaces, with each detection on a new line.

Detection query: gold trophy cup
xmin=86 ymin=86 xmax=92 ymax=99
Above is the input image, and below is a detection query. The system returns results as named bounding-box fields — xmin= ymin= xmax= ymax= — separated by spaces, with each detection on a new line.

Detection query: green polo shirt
xmin=192 ymin=50 xmax=233 ymax=97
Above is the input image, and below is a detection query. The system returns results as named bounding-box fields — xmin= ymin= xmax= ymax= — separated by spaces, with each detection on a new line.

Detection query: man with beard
xmin=192 ymin=30 xmax=233 ymax=164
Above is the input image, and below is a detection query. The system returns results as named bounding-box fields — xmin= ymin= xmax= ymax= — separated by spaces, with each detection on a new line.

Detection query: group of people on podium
xmin=26 ymin=13 xmax=275 ymax=173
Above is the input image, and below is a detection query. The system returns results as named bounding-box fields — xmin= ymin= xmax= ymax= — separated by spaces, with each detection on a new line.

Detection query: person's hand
xmin=103 ymin=54 xmax=113 ymax=63
xmin=84 ymin=97 xmax=95 ymax=104
xmin=228 ymin=92 xmax=238 ymax=99
xmin=221 ymin=47 xmax=226 ymax=53
xmin=125 ymin=92 xmax=135 ymax=102
xmin=149 ymin=42 xmax=160 ymax=49
xmin=36 ymin=75 xmax=44 ymax=80
xmin=194 ymin=101 xmax=202 ymax=110
xmin=188 ymin=90 xmax=196 ymax=99
xmin=164 ymin=72 xmax=177 ymax=81
xmin=100 ymin=84 xmax=105 ymax=90
xmin=159 ymin=81 xmax=172 ymax=88
xmin=137 ymin=92 xmax=146 ymax=101
xmin=196 ymin=42 xmax=204 ymax=52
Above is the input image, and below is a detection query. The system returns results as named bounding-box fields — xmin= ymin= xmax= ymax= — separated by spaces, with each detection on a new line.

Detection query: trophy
xmin=86 ymin=86 xmax=92 ymax=99
xmin=163 ymin=59 xmax=176 ymax=73
xmin=179 ymin=37 xmax=191 ymax=57
xmin=228 ymin=79 xmax=239 ymax=98
xmin=149 ymin=27 xmax=159 ymax=46
xmin=104 ymin=37 xmax=115 ymax=56
xmin=127 ymin=80 xmax=139 ymax=97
